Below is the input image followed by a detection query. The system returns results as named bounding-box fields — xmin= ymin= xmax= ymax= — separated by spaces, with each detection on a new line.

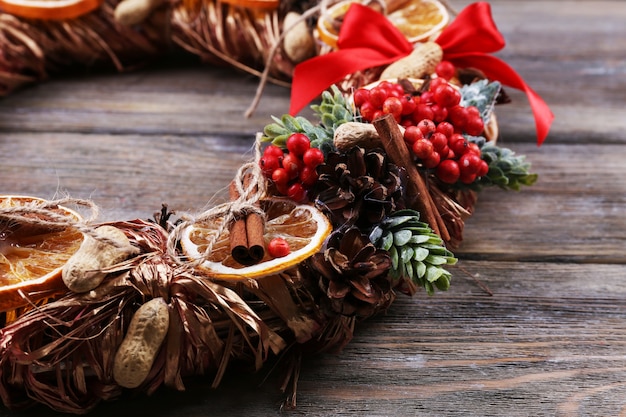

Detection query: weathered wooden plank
xmin=3 ymin=261 xmax=625 ymax=417
xmin=457 ymin=143 xmax=626 ymax=262
xmin=0 ymin=65 xmax=292 ymax=138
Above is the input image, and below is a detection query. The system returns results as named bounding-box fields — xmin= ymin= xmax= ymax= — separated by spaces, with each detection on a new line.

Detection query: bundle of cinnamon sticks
xmin=228 ymin=176 xmax=266 ymax=265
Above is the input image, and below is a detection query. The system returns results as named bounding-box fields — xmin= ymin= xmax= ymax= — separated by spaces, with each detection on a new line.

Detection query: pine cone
xmin=308 ymin=227 xmax=394 ymax=318
xmin=369 ymin=209 xmax=457 ymax=296
xmin=311 ymin=146 xmax=406 ymax=230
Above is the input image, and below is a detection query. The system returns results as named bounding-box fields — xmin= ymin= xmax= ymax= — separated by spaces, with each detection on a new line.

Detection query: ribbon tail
xmin=447 ymin=53 xmax=553 ymax=145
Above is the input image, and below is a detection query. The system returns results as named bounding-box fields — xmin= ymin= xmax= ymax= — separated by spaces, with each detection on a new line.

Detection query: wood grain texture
xmin=1 ymin=0 xmax=626 ymax=416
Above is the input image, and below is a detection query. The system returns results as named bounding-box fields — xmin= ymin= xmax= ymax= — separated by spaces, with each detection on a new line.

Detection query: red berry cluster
xmin=404 ymin=121 xmax=489 ymax=184
xmin=354 ymin=78 xmax=485 ymax=135
xmin=353 ymin=76 xmax=489 ymax=185
xmin=259 ymin=133 xmax=325 ymax=202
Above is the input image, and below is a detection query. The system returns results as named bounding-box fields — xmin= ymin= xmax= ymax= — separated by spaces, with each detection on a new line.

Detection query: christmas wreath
xmin=0 ymin=0 xmax=553 ymax=413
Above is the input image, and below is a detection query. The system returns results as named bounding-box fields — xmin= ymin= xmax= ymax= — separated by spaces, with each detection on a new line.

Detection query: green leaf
xmin=369 ymin=226 xmax=383 ymax=245
xmin=380 ymin=231 xmax=394 ymax=251
xmin=434 ymin=275 xmax=451 ymax=291
xmin=282 ymin=114 xmax=301 ymax=132
xmin=400 ymin=246 xmax=414 ymax=264
xmin=413 ymin=260 xmax=426 ymax=278
xmin=404 ymin=260 xmax=414 ymax=280
xmin=393 ymin=229 xmax=413 ymax=246
xmin=389 ymin=246 xmax=399 ymax=270
xmin=425 ymin=254 xmax=448 ymax=266
xmin=425 ymin=265 xmax=444 ymax=283
xmin=413 ymin=247 xmax=429 ymax=262
xmin=381 ymin=215 xmax=415 ymax=229
xmin=409 ymin=234 xmax=431 ymax=244
xmin=263 ymin=123 xmax=289 ymax=138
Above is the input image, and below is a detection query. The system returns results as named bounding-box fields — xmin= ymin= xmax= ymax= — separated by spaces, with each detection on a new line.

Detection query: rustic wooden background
xmin=1 ymin=0 xmax=626 ymax=415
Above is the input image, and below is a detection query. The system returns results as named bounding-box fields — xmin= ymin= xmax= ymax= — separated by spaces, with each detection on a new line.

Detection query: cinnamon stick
xmin=228 ymin=175 xmax=265 ymax=265
xmin=373 ymin=114 xmax=450 ymax=242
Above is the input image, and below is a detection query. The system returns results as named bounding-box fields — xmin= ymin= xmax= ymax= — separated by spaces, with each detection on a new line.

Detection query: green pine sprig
xmin=261 ymin=85 xmax=354 ymax=155
xmin=470 ymin=141 xmax=538 ymax=191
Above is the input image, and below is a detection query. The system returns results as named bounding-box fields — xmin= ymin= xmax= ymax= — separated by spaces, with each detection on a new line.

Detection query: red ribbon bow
xmin=289 ymin=2 xmax=553 ymax=145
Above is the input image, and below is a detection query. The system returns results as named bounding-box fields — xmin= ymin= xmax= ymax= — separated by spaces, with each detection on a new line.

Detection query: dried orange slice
xmin=0 ymin=0 xmax=102 ymax=20
xmin=386 ymin=0 xmax=448 ymax=42
xmin=317 ymin=0 xmax=449 ymax=49
xmin=218 ymin=0 xmax=279 ymax=10
xmin=0 ymin=196 xmax=84 ymax=314
xmin=180 ymin=198 xmax=332 ymax=280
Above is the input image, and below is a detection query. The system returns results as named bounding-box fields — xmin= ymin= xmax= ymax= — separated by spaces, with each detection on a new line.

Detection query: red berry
xmin=419 ymin=91 xmax=434 ymax=105
xmin=286 ymin=133 xmax=310 ymax=157
xmin=433 ymin=84 xmax=461 ymax=108
xmin=459 ymin=153 xmax=482 ymax=175
xmin=400 ymin=95 xmax=417 ymax=116
xmin=466 ymin=105 xmax=482 ymax=119
xmin=403 ymin=126 xmax=424 ymax=144
xmin=271 ymin=168 xmax=289 ymax=186
xmin=430 ymin=132 xmax=448 ymax=152
xmin=260 ymin=155 xmax=280 ymax=176
xmin=467 ymin=142 xmax=482 ymax=156
xmin=372 ymin=109 xmax=386 ymax=121
xmin=435 ymin=61 xmax=456 ymax=80
xmin=412 ymin=138 xmax=434 ymax=160
xmin=447 ymin=105 xmax=469 ymax=129
xmin=263 ymin=144 xmax=284 ymax=159
xmin=431 ymin=104 xmax=449 ymax=123
xmin=287 ymin=182 xmax=306 ymax=202
xmin=436 ymin=121 xmax=454 ymax=138
xmin=300 ymin=166 xmax=319 ymax=187
xmin=281 ymin=153 xmax=303 ymax=180
xmin=460 ymin=171 xmax=477 ymax=184
xmin=400 ymin=117 xmax=414 ymax=128
xmin=464 ymin=116 xmax=485 ymax=136
xmin=417 ymin=119 xmax=437 ymax=136
xmin=449 ymin=136 xmax=469 ymax=156
xmin=275 ymin=182 xmax=289 ymax=196
xmin=477 ymin=160 xmax=490 ymax=177
xmin=268 ymin=237 xmax=290 ymax=258
xmin=412 ymin=104 xmax=435 ymax=124
xmin=302 ymin=147 xmax=325 ymax=167
xmin=359 ymin=101 xmax=376 ymax=122
xmin=436 ymin=159 xmax=460 ymax=184
xmin=423 ymin=151 xmax=441 ymax=169
xmin=353 ymin=88 xmax=370 ymax=107
xmin=428 ymin=77 xmax=448 ymax=92
xmin=369 ymin=86 xmax=388 ymax=108
xmin=382 ymin=96 xmax=403 ymax=119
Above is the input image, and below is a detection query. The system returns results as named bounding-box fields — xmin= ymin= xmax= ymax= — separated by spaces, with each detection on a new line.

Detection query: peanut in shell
xmin=379 ymin=41 xmax=443 ymax=81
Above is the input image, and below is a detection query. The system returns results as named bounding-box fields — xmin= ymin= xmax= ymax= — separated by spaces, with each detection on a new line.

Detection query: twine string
xmin=0 ymin=197 xmax=130 ymax=247
xmin=167 ymin=135 xmax=267 ymax=268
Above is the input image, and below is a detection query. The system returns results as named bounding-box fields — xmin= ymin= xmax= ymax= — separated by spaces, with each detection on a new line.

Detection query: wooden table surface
xmin=1 ymin=1 xmax=626 ymax=416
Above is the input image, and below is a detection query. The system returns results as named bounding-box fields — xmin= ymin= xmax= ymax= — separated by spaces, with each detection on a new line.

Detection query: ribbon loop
xmin=289 ymin=1 xmax=553 ymax=145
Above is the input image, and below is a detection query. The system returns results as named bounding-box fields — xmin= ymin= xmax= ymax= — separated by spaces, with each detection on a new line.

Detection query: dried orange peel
xmin=0 ymin=195 xmax=84 ymax=314
xmin=180 ymin=198 xmax=331 ymax=280
xmin=0 ymin=0 xmax=103 ymax=20
xmin=317 ymin=0 xmax=449 ymax=49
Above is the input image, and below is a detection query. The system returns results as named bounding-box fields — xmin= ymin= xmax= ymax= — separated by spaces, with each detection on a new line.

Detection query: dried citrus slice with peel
xmin=317 ymin=0 xmax=448 ymax=49
xmin=0 ymin=196 xmax=84 ymax=314
xmin=386 ymin=0 xmax=448 ymax=43
xmin=0 ymin=0 xmax=102 ymax=20
xmin=180 ymin=198 xmax=332 ymax=280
